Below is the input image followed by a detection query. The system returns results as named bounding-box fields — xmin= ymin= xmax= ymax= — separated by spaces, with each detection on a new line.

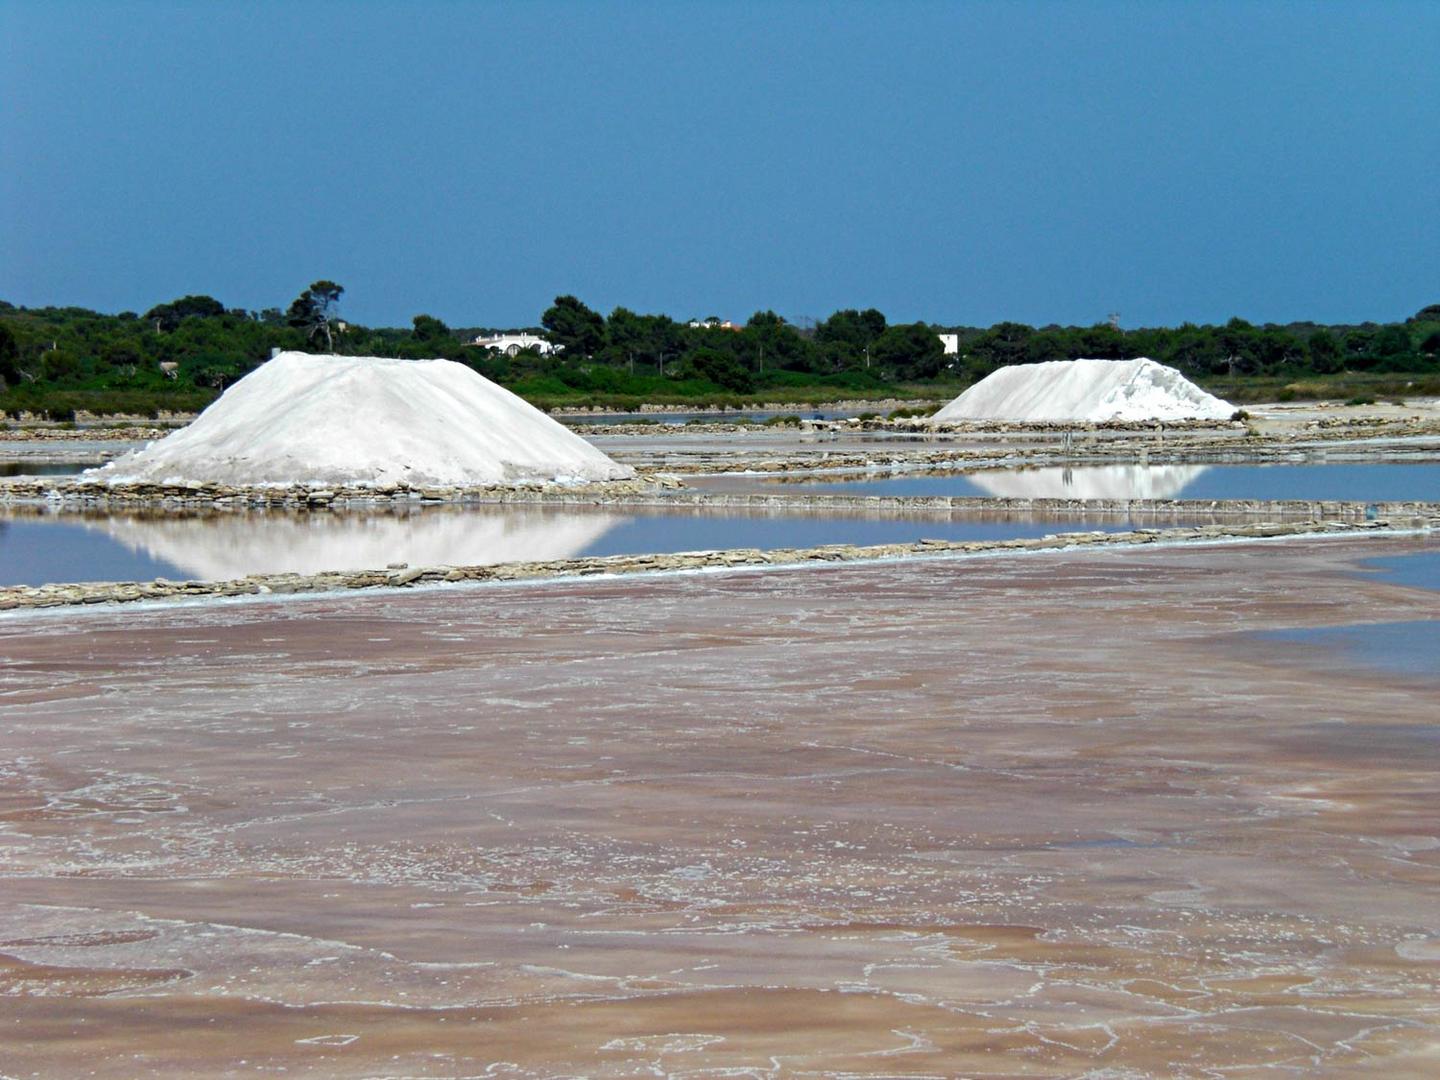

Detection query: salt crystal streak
xmin=89 ymin=353 xmax=635 ymax=487
xmin=931 ymin=358 xmax=1234 ymax=424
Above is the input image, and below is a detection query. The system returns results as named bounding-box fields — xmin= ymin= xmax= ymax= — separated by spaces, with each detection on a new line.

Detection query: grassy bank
xmin=526 ymin=384 xmax=946 ymax=413
xmin=1204 ymin=371 xmax=1440 ymax=405
xmin=0 ymin=374 xmax=951 ymax=421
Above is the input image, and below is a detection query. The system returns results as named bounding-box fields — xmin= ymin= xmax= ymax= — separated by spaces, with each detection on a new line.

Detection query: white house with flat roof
xmin=469 ymin=332 xmax=559 ymax=356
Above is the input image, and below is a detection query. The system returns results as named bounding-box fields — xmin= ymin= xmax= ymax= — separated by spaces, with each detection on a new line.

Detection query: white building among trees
xmin=469 ymin=332 xmax=559 ymax=356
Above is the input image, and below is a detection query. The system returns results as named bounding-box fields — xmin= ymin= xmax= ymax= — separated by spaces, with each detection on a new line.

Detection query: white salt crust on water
xmin=88 ymin=353 xmax=635 ymax=487
xmin=930 ymin=358 xmax=1235 ymax=423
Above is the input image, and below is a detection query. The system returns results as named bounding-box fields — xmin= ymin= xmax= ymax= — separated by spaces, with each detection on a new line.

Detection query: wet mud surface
xmin=2 ymin=538 xmax=1439 ymax=1076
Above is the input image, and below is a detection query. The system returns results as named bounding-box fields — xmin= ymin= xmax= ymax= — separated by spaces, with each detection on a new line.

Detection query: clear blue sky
xmin=3 ymin=1 xmax=1437 ymax=330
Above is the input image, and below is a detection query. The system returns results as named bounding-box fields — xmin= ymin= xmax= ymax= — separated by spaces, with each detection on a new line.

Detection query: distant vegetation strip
xmin=2 ymin=286 xmax=1437 ymax=419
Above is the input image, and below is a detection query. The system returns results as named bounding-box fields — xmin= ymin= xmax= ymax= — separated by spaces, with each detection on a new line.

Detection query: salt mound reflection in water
xmin=968 ymin=464 xmax=1208 ymax=500
xmin=87 ymin=509 xmax=623 ymax=581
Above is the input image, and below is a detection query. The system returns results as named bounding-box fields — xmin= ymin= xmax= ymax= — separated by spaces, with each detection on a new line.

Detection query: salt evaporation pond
xmin=0 ymin=505 xmax=1145 ymax=588
xmin=708 ymin=461 xmax=1440 ymax=502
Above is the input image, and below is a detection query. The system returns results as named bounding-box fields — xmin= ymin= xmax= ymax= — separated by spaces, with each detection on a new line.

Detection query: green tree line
xmin=2 ymin=284 xmax=1438 ymax=418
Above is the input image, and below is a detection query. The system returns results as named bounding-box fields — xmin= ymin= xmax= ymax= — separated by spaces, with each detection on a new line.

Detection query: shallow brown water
xmin=1 ymin=537 xmax=1438 ymax=1077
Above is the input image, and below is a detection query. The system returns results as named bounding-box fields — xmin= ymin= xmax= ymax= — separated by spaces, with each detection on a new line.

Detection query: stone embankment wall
xmin=554 ymin=398 xmax=932 ymax=417
xmin=0 ymin=426 xmax=169 ymax=442
xmin=650 ymin=493 xmax=1440 ymax=522
xmin=573 ymin=414 xmax=1440 ymax=439
xmin=1 ymin=515 xmax=1430 ymax=612
xmin=570 ymin=418 xmax=1243 ymax=437
xmin=0 ymin=475 xmax=685 ymax=509
xmin=571 ymin=415 xmax=1440 ymax=475
xmin=4 ymin=475 xmax=1438 ymax=523
xmin=619 ymin=436 xmax=1440 ymax=475
xmin=897 ymin=415 xmax=1440 ymax=436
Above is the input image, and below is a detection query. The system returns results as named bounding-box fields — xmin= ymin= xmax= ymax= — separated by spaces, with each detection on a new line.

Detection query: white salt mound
xmin=930 ymin=358 xmax=1234 ymax=423
xmin=89 ymin=353 xmax=635 ymax=487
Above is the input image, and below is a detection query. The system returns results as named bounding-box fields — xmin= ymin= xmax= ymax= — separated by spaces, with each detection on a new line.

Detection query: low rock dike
xmin=1 ymin=494 xmax=1435 ymax=611
xmin=5 ymin=473 xmax=1438 ymax=520
xmin=0 ymin=424 xmax=172 ymax=442
xmin=0 ymin=474 xmax=683 ymax=508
